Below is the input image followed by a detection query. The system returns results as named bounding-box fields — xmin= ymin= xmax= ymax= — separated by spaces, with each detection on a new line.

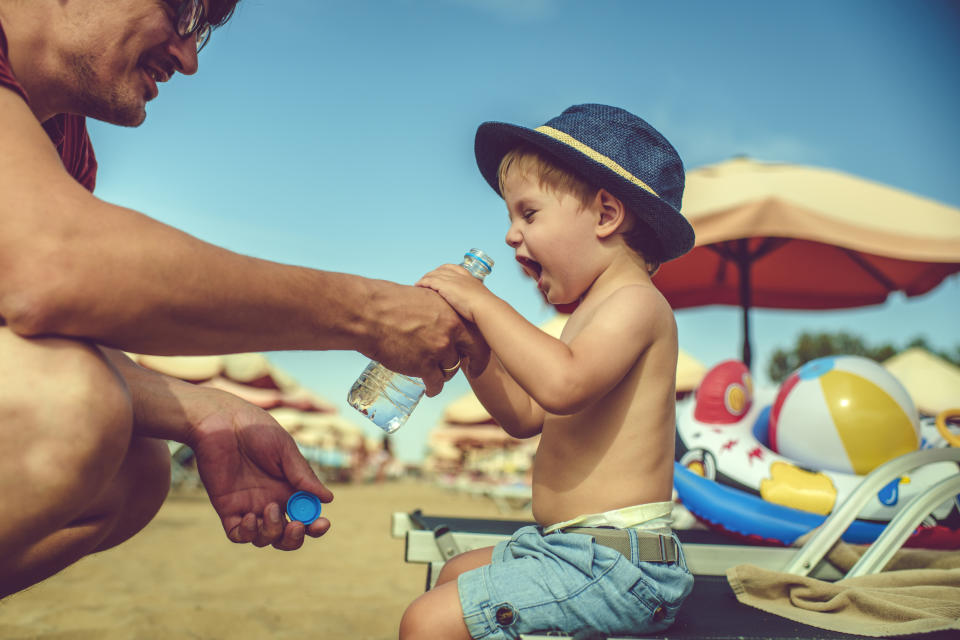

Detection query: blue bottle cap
xmin=286 ymin=491 xmax=322 ymax=525
xmin=465 ymin=249 xmax=494 ymax=270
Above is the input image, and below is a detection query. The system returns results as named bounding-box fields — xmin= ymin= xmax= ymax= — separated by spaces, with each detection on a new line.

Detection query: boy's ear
xmin=594 ymin=188 xmax=627 ymax=239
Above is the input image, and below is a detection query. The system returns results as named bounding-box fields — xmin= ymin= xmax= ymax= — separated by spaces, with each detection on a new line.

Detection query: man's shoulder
xmin=0 ymin=21 xmax=97 ymax=192
xmin=0 ymin=20 xmax=30 ymax=104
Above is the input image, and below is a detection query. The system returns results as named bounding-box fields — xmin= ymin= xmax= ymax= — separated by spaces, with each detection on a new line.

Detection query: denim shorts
xmin=457 ymin=525 xmax=694 ymax=639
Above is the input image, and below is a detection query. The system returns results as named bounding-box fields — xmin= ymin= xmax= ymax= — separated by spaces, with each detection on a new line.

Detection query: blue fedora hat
xmin=474 ymin=104 xmax=694 ymax=262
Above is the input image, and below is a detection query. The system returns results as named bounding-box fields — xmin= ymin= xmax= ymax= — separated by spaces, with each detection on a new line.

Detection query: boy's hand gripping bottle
xmin=347 ymin=249 xmax=494 ymax=433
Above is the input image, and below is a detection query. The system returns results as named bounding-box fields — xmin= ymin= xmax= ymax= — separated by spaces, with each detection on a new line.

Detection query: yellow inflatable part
xmin=687 ymin=461 xmax=706 ymax=477
xmin=937 ymin=408 xmax=960 ymax=447
xmin=760 ymin=461 xmax=838 ymax=515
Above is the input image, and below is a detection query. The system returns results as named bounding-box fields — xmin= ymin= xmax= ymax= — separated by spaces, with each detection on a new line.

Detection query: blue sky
xmin=88 ymin=0 xmax=960 ymax=461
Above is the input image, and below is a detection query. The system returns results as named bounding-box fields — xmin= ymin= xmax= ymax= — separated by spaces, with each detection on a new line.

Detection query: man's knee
xmin=0 ymin=333 xmax=141 ymax=591
xmin=1 ymin=333 xmax=133 ymax=496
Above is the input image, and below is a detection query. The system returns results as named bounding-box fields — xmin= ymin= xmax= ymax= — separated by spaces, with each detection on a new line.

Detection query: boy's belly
xmin=531 ymin=431 xmax=674 ymax=527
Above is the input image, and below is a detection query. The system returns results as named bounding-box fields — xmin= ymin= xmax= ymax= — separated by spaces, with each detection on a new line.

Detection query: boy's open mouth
xmin=516 ymin=255 xmax=542 ymax=281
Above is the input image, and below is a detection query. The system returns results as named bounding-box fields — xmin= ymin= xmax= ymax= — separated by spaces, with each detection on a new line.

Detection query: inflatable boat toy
xmin=675 ymin=356 xmax=959 ymax=546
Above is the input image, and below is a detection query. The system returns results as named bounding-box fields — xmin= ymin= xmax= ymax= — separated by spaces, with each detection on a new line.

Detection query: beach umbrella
xmin=653 ymin=157 xmax=960 ymax=368
xmin=131 ymin=352 xmax=299 ymax=390
xmin=444 ymin=391 xmax=495 ymax=425
xmin=269 ymin=409 xmax=365 ymax=450
xmin=883 ymin=348 xmax=960 ymax=417
xmin=429 ymin=424 xmax=525 ymax=448
xmin=131 ymin=351 xmax=336 ymax=411
xmin=130 ymin=353 xmax=223 ymax=382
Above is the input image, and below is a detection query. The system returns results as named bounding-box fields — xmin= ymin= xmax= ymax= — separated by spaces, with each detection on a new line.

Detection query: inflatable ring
xmin=675 ymin=357 xmax=960 ymax=546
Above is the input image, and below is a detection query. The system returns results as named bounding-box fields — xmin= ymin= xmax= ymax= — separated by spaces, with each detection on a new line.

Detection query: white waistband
xmin=543 ymin=501 xmax=674 ymax=534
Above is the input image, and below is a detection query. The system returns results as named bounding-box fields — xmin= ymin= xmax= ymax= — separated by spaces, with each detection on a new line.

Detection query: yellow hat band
xmin=535 ymin=126 xmax=660 ymax=198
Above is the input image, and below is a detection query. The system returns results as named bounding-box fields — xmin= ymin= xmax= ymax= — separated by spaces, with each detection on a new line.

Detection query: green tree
xmin=767 ymin=331 xmax=902 ymax=383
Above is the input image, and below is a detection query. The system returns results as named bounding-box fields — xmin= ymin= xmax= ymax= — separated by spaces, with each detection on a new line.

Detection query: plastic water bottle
xmin=347 ymin=249 xmax=494 ymax=433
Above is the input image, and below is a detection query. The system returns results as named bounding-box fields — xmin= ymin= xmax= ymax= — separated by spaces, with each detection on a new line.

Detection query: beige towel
xmin=822 ymin=542 xmax=960 ymax=573
xmin=727 ymin=545 xmax=960 ymax=637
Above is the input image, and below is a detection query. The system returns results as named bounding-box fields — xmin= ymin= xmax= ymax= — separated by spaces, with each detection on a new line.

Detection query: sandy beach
xmin=0 ymin=478 xmax=531 ymax=640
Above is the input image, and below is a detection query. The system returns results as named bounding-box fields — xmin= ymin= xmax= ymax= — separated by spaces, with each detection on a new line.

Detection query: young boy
xmin=402 ymin=104 xmax=696 ymax=640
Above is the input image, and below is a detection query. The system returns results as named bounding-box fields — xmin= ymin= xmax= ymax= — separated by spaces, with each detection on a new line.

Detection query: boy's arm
xmin=472 ymin=290 xmax=665 ymax=414
xmin=418 ymin=266 xmax=670 ymax=416
xmin=418 ymin=265 xmax=544 ymax=435
xmin=467 ymin=354 xmax=545 ymax=439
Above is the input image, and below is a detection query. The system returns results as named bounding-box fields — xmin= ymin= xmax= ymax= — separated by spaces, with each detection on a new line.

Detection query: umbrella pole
xmin=736 ymin=240 xmax=753 ymax=369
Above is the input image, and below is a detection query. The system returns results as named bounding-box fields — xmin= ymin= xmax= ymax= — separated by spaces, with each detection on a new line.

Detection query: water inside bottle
xmin=347 ymin=362 xmax=424 ymax=433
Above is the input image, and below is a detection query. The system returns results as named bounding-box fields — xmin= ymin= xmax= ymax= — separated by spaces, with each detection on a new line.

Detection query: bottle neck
xmin=461 ymin=249 xmax=493 ymax=281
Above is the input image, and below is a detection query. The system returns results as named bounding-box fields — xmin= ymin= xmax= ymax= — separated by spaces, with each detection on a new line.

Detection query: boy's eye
xmin=522 ymin=210 xmax=536 ymax=221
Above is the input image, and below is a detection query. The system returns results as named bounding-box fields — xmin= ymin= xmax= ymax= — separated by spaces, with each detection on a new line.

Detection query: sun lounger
xmin=392 ymin=449 xmax=959 ymax=638
xmin=784 ymin=447 xmax=960 ymax=577
xmin=393 ymin=513 xmax=866 ymax=639
xmin=391 ymin=511 xmax=830 ymax=590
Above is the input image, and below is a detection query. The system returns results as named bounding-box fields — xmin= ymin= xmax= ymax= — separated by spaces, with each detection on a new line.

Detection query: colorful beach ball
xmin=769 ymin=356 xmax=919 ymax=475
xmin=694 ymin=360 xmax=753 ymax=424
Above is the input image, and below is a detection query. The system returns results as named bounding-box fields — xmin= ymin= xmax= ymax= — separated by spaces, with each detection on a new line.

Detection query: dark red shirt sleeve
xmin=1 ymin=20 xmax=97 ymax=192
xmin=41 ymin=115 xmax=98 ymax=192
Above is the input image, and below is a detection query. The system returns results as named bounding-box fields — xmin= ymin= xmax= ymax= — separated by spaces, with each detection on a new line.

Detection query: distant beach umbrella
xmin=883 ymin=347 xmax=960 ymax=417
xmin=130 ymin=353 xmax=223 ymax=382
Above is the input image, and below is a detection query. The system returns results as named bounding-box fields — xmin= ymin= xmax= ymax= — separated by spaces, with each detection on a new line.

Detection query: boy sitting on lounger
xmin=400 ymin=104 xmax=697 ymax=639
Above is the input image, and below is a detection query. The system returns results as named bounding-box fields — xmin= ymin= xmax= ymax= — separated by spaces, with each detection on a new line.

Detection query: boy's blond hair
xmin=498 ymin=145 xmax=662 ymax=275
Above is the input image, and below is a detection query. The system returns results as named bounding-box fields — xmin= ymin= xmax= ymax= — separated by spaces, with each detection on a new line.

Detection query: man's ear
xmin=594 ymin=188 xmax=627 ymax=239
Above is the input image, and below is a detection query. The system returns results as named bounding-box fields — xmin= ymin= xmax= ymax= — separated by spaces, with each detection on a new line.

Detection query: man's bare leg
xmin=0 ymin=328 xmax=170 ymax=598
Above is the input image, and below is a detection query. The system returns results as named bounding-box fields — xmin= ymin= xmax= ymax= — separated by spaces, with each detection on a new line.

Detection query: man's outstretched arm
xmin=0 ymin=86 xmax=480 ymax=393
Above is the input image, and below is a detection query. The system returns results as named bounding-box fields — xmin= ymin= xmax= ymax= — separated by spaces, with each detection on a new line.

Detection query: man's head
xmin=55 ymin=0 xmax=240 ymax=126
xmin=475 ymin=104 xmax=695 ymax=267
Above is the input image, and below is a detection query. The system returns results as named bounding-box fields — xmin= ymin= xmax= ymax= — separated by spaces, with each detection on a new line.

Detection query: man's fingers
xmin=462 ymin=342 xmax=489 ymax=377
xmin=273 ymin=517 xmax=330 ymax=549
xmin=306 ymin=482 xmax=335 ymax=503
xmin=228 ymin=512 xmax=259 ymax=544
xmin=252 ymin=502 xmax=285 ymax=547
xmin=456 ymin=323 xmax=490 ymax=378
xmin=286 ymin=460 xmax=335 ymax=503
xmin=273 ymin=521 xmax=307 ymax=551
xmin=228 ymin=503 xmax=322 ymax=548
xmin=306 ymin=517 xmax=332 ymax=539
xmin=421 ymin=367 xmax=444 ymax=397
